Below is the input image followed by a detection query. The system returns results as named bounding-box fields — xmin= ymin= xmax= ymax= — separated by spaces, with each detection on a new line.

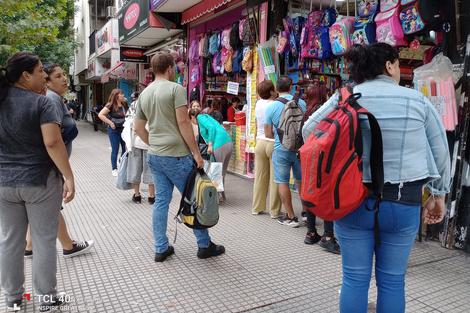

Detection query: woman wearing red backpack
xmin=303 ymin=43 xmax=450 ymax=313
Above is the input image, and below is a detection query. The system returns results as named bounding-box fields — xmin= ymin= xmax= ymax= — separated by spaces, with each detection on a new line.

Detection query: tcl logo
xmin=124 ymin=3 xmax=140 ymax=29
xmin=123 ymin=49 xmax=144 ymax=57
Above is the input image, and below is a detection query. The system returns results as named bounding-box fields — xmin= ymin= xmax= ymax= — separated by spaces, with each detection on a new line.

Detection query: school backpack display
xmin=380 ymin=0 xmax=399 ymax=12
xmin=189 ymin=39 xmax=200 ymax=63
xmin=190 ymin=86 xmax=200 ymax=102
xmin=375 ymin=7 xmax=407 ymax=46
xmin=242 ymin=17 xmax=257 ymax=46
xmin=221 ymin=27 xmax=232 ymax=50
xmin=231 ymin=48 xmax=244 ymax=74
xmin=209 ymin=32 xmax=219 ymax=55
xmin=191 ymin=63 xmax=201 ymax=84
xmin=299 ymin=87 xmax=384 ymax=222
xmin=358 ymin=0 xmax=379 ymax=17
xmin=307 ymin=9 xmax=323 ymax=28
xmin=198 ymin=35 xmax=206 ymax=57
xmin=175 ymin=168 xmax=219 ymax=229
xmin=276 ymin=96 xmax=304 ymax=151
xmin=203 ymin=33 xmax=211 ymax=58
xmin=320 ymin=7 xmax=337 ymax=27
xmin=399 ymin=0 xmax=442 ymax=35
xmin=300 ymin=27 xmax=320 ymax=59
xmin=329 ymin=17 xmax=355 ymax=56
xmin=203 ymin=56 xmax=215 ymax=77
xmin=230 ymin=21 xmax=243 ymax=50
xmin=353 ymin=14 xmax=377 ymax=45
xmin=314 ymin=27 xmax=334 ymax=59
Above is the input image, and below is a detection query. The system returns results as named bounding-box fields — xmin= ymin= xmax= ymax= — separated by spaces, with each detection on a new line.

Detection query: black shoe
xmin=155 ymin=246 xmax=174 ymax=262
xmin=132 ymin=194 xmax=141 ymax=204
xmin=6 ymin=295 xmax=22 ymax=311
xmin=63 ymin=240 xmax=94 ymax=258
xmin=304 ymin=231 xmax=322 ymax=245
xmin=148 ymin=197 xmax=155 ymax=205
xmin=24 ymin=249 xmax=33 ymax=259
xmin=318 ymin=237 xmax=341 ymax=254
xmin=197 ymin=241 xmax=225 ymax=259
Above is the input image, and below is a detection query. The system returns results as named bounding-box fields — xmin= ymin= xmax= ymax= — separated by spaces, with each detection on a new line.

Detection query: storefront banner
xmin=95 ymin=19 xmax=119 ymax=57
xmin=150 ymin=0 xmax=165 ymax=11
xmin=119 ymin=47 xmax=148 ymax=63
xmin=118 ymin=0 xmax=149 ymax=44
xmin=110 ymin=62 xmax=137 ymax=81
xmin=86 ymin=58 xmax=109 ymax=79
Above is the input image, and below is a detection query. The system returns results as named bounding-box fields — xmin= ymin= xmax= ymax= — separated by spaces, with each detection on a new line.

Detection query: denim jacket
xmin=303 ymin=75 xmax=451 ymax=197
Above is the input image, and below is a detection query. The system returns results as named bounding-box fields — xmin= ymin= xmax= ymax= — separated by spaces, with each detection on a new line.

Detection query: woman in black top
xmin=99 ymin=88 xmax=128 ymax=176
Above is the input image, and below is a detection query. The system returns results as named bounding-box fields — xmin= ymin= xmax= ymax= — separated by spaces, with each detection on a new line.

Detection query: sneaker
xmin=318 ymin=237 xmax=341 ymax=254
xmin=197 ymin=241 xmax=225 ymax=259
xmin=132 ymin=194 xmax=141 ymax=204
xmin=148 ymin=197 xmax=155 ymax=205
xmin=38 ymin=292 xmax=68 ymax=312
xmin=252 ymin=211 xmax=264 ymax=215
xmin=24 ymin=249 xmax=33 ymax=259
xmin=112 ymin=169 xmax=118 ymax=177
xmin=304 ymin=231 xmax=322 ymax=245
xmin=6 ymin=295 xmax=22 ymax=312
xmin=155 ymin=246 xmax=174 ymax=262
xmin=277 ymin=214 xmax=299 ymax=227
xmin=63 ymin=240 xmax=94 ymax=258
xmin=301 ymin=211 xmax=307 ymax=222
xmin=270 ymin=214 xmax=282 ymax=219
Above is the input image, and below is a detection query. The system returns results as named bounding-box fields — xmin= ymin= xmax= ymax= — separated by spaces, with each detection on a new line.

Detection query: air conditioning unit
xmin=106 ymin=6 xmax=116 ymax=19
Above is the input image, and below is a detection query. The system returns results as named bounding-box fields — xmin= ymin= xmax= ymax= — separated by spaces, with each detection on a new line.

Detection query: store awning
xmin=181 ymin=0 xmax=232 ymax=24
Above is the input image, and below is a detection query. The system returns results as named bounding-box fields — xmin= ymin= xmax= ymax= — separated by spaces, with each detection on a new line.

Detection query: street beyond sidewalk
xmin=1 ymin=120 xmax=469 ymax=313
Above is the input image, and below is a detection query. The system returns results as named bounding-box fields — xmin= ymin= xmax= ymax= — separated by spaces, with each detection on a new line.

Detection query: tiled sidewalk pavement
xmin=1 ymin=120 xmax=470 ymax=313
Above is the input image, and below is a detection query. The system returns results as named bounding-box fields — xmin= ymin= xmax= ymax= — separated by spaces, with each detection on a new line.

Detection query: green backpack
xmin=176 ymin=168 xmax=219 ymax=229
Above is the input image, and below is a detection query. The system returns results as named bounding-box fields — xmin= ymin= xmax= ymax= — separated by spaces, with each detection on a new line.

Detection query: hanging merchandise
xmin=230 ymin=21 xmax=243 ymax=50
xmin=375 ymin=7 xmax=407 ymax=46
xmin=221 ymin=27 xmax=232 ymax=50
xmin=413 ymin=53 xmax=458 ymax=131
xmin=276 ymin=30 xmax=290 ymax=54
xmin=353 ymin=14 xmax=377 ymax=45
xmin=329 ymin=16 xmax=355 ymax=56
xmin=380 ymin=0 xmax=399 ymax=12
xmin=242 ymin=48 xmax=253 ymax=72
xmin=259 ymin=38 xmax=278 ymax=84
xmin=320 ymin=6 xmax=337 ymax=27
xmin=209 ymin=31 xmax=219 ymax=55
xmin=232 ymin=49 xmax=244 ymax=74
xmin=358 ymin=0 xmax=380 ymax=16
xmin=399 ymin=0 xmax=443 ymax=36
xmin=198 ymin=35 xmax=206 ymax=57
xmin=189 ymin=39 xmax=200 ymax=63
xmin=242 ymin=17 xmax=257 ymax=46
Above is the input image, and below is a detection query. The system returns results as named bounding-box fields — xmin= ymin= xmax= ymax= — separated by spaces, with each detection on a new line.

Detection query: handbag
xmin=111 ymin=117 xmax=126 ymax=128
xmin=62 ymin=124 xmax=79 ymax=145
xmin=116 ymin=151 xmax=133 ymax=190
xmin=197 ymin=127 xmax=210 ymax=160
xmin=204 ymin=154 xmax=224 ymax=192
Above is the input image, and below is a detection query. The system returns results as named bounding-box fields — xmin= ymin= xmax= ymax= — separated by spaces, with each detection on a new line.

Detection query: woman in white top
xmin=251 ymin=80 xmax=282 ymax=217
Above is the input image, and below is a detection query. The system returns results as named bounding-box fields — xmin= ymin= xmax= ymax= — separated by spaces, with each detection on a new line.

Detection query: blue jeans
xmin=335 ymin=199 xmax=420 ymax=313
xmin=108 ymin=126 xmax=126 ymax=170
xmin=272 ymin=149 xmax=302 ymax=183
xmin=147 ymin=153 xmax=211 ymax=253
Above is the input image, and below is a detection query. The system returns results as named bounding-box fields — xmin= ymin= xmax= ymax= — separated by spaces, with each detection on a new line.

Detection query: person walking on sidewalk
xmin=303 ymin=43 xmax=451 ymax=313
xmin=134 ymin=51 xmax=225 ymax=262
xmin=264 ymin=76 xmax=308 ymax=228
xmin=251 ymin=80 xmax=282 ymax=218
xmin=25 ymin=63 xmax=94 ymax=259
xmin=0 ymin=52 xmax=74 ymax=312
xmin=98 ymin=89 xmax=128 ymax=177
xmin=303 ymin=83 xmax=340 ymax=254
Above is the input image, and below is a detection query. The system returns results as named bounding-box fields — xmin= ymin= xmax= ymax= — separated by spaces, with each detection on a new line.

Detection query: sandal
xmin=132 ymin=194 xmax=141 ymax=204
xmin=148 ymin=197 xmax=155 ymax=205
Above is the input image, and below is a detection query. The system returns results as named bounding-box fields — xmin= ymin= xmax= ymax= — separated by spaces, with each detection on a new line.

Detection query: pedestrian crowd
xmin=0 ymin=43 xmax=450 ymax=313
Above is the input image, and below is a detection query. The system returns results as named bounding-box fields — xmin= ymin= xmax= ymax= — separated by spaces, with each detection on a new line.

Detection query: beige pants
xmin=252 ymin=139 xmax=282 ymax=216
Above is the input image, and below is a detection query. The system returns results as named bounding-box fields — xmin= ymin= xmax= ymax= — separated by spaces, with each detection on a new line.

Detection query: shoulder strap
xmin=275 ymin=97 xmax=288 ymax=104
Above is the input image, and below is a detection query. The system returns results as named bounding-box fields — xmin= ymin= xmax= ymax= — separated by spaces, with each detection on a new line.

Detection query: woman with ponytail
xmin=303 ymin=43 xmax=451 ymax=313
xmin=0 ymin=52 xmax=74 ymax=311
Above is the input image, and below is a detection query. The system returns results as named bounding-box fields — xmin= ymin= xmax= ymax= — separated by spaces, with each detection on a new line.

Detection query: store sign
xmin=95 ymin=19 xmax=118 ymax=57
xmin=150 ymin=0 xmax=165 ymax=11
xmin=110 ymin=63 xmax=138 ymax=81
xmin=227 ymin=81 xmax=239 ymax=95
xmin=86 ymin=58 xmax=108 ymax=79
xmin=119 ymin=47 xmax=148 ymax=63
xmin=118 ymin=0 xmax=149 ymax=44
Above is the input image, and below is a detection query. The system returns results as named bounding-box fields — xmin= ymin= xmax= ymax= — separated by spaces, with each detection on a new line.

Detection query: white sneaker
xmin=112 ymin=169 xmax=118 ymax=177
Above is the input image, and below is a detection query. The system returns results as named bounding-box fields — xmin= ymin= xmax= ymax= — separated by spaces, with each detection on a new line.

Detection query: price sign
xmin=227 ymin=81 xmax=239 ymax=95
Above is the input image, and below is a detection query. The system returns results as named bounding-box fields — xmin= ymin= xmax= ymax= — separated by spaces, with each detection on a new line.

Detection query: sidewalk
xmin=2 ymin=120 xmax=470 ymax=313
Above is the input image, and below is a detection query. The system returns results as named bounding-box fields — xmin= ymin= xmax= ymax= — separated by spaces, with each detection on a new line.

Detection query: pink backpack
xmin=221 ymin=27 xmax=231 ymax=50
xmin=300 ymin=27 xmax=319 ymax=59
xmin=380 ymin=0 xmax=399 ymax=12
xmin=307 ymin=10 xmax=323 ymax=28
xmin=375 ymin=7 xmax=407 ymax=47
xmin=191 ymin=64 xmax=201 ymax=84
xmin=239 ymin=18 xmax=247 ymax=41
xmin=198 ymin=35 xmax=206 ymax=57
xmin=329 ymin=17 xmax=355 ymax=56
xmin=189 ymin=39 xmax=200 ymax=63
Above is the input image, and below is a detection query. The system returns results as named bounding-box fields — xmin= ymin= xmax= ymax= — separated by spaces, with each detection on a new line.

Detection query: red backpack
xmin=299 ymin=87 xmax=384 ymax=223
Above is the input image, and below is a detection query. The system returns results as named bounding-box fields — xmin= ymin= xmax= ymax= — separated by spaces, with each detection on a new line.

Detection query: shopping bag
xmin=203 ymin=157 xmax=224 ymax=192
xmin=116 ymin=151 xmax=133 ymax=190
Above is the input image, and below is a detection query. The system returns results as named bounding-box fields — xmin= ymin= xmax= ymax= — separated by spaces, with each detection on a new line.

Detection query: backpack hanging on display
xmin=320 ymin=7 xmax=337 ymax=27
xmin=231 ymin=48 xmax=244 ymax=74
xmin=242 ymin=17 xmax=257 ymax=46
xmin=275 ymin=96 xmax=304 ymax=151
xmin=212 ymin=53 xmax=220 ymax=75
xmin=204 ymin=56 xmax=215 ymax=77
xmin=399 ymin=0 xmax=442 ymax=36
xmin=301 ymin=27 xmax=320 ymax=59
xmin=277 ymin=30 xmax=291 ymax=54
xmin=329 ymin=17 xmax=355 ymax=56
xmin=353 ymin=14 xmax=377 ymax=45
xmin=221 ymin=27 xmax=232 ymax=50
xmin=191 ymin=64 xmax=201 ymax=85
xmin=209 ymin=32 xmax=219 ymax=55
xmin=358 ymin=0 xmax=380 ymax=17
xmin=230 ymin=21 xmax=243 ymax=50
xmin=203 ymin=32 xmax=211 ymax=58
xmin=190 ymin=86 xmax=200 ymax=102
xmin=223 ymin=50 xmax=234 ymax=73
xmin=175 ymin=168 xmax=219 ymax=229
xmin=299 ymin=87 xmax=384 ymax=222
xmin=375 ymin=7 xmax=407 ymax=46
xmin=242 ymin=48 xmax=253 ymax=72
xmin=198 ymin=35 xmax=206 ymax=57
xmin=314 ymin=27 xmax=334 ymax=59
xmin=307 ymin=9 xmax=324 ymax=28
xmin=189 ymin=39 xmax=200 ymax=63
xmin=380 ymin=0 xmax=399 ymax=12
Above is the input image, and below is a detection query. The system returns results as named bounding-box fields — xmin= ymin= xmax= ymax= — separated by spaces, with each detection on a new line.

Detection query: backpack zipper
xmin=334 ymin=151 xmax=358 ymax=209
xmin=325 ymin=120 xmax=340 ymax=174
xmin=317 ymin=151 xmax=324 ymax=188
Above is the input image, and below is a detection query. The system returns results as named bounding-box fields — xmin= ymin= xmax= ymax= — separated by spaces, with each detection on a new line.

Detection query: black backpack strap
xmin=275 ymin=97 xmax=288 ymax=104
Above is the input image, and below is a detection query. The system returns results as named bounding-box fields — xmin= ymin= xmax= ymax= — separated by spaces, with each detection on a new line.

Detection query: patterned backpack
xmin=375 ymin=7 xmax=407 ymax=46
xmin=242 ymin=17 xmax=257 ymax=46
xmin=314 ymin=28 xmax=334 ymax=59
xmin=353 ymin=14 xmax=377 ymax=45
xmin=329 ymin=17 xmax=355 ymax=56
xmin=358 ymin=0 xmax=380 ymax=17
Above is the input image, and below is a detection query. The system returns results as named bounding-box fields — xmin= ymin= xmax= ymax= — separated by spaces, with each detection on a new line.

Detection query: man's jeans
xmin=107 ymin=126 xmax=125 ymax=170
xmin=147 ymin=153 xmax=211 ymax=253
xmin=335 ymin=199 xmax=420 ymax=313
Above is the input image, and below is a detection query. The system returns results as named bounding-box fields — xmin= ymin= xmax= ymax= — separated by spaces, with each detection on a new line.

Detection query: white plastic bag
xmin=116 ymin=151 xmax=133 ymax=190
xmin=204 ymin=160 xmax=224 ymax=192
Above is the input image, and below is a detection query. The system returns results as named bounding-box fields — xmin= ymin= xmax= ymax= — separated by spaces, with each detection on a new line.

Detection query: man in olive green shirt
xmin=135 ymin=52 xmax=225 ymax=262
